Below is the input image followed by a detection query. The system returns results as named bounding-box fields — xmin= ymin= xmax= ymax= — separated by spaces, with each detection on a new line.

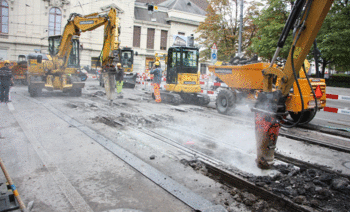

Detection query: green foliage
xmin=250 ymin=0 xmax=350 ymax=76
xmin=248 ymin=0 xmax=293 ymax=60
xmin=325 ymin=74 xmax=350 ymax=88
xmin=196 ymin=0 xmax=261 ymax=62
xmin=317 ymin=0 xmax=350 ymax=72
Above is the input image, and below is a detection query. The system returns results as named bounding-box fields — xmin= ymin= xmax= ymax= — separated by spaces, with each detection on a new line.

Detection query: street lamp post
xmin=238 ymin=0 xmax=243 ymax=54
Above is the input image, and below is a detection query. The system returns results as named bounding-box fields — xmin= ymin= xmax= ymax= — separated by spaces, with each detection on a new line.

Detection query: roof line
xmin=172 ymin=0 xmax=180 ymax=9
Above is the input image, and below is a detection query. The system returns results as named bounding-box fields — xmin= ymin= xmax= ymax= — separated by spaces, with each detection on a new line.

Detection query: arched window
xmin=49 ymin=7 xmax=62 ymax=36
xmin=0 ymin=0 xmax=9 ymax=34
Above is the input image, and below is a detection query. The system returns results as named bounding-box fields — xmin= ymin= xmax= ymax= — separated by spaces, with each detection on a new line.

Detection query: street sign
xmin=211 ymin=43 xmax=217 ymax=64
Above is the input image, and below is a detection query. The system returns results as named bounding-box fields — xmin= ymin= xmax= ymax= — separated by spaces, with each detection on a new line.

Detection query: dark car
xmin=77 ymin=69 xmax=88 ymax=81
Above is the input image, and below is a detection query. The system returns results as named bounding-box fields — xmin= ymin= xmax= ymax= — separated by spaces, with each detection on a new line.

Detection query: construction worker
xmin=0 ymin=60 xmax=14 ymax=103
xmin=115 ymin=63 xmax=124 ymax=98
xmin=150 ymin=61 xmax=162 ymax=103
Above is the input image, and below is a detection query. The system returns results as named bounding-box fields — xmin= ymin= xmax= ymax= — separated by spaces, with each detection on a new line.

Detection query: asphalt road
xmin=1 ymin=79 xmax=349 ymax=212
xmin=310 ymin=87 xmax=350 ymax=130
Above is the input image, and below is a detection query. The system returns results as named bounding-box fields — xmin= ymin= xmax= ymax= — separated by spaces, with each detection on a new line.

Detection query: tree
xmin=249 ymin=0 xmax=350 ymax=77
xmin=316 ymin=0 xmax=350 ymax=76
xmin=248 ymin=0 xmax=294 ymax=61
xmin=196 ymin=0 xmax=261 ymax=62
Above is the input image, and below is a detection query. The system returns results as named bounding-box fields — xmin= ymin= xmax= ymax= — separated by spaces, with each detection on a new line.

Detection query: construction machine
xmin=6 ymin=55 xmax=28 ymax=85
xmin=209 ymin=58 xmax=326 ymax=125
xmin=158 ymin=40 xmax=210 ymax=106
xmin=210 ymin=0 xmax=333 ymax=169
xmin=121 ymin=47 xmax=137 ymax=88
xmin=27 ymin=8 xmax=120 ymax=99
xmin=100 ymin=47 xmax=137 ymax=88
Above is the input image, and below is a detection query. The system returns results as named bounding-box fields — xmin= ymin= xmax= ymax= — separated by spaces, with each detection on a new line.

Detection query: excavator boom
xmin=56 ymin=8 xmax=119 ymax=68
xmin=254 ymin=0 xmax=333 ymax=169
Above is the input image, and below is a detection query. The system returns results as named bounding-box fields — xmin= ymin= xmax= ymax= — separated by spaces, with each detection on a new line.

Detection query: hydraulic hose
xmin=281 ymin=0 xmax=313 ymax=128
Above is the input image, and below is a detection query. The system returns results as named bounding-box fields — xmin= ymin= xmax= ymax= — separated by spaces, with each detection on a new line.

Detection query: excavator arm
xmin=253 ymin=0 xmax=333 ymax=169
xmin=54 ymin=8 xmax=119 ymax=69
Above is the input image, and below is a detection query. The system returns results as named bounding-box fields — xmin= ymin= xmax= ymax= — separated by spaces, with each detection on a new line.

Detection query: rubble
xmin=331 ymin=177 xmax=349 ymax=191
xmin=246 ymin=164 xmax=350 ymax=210
xmin=293 ymin=195 xmax=306 ymax=204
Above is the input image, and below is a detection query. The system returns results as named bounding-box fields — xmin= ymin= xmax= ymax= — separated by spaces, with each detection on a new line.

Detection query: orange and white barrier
xmin=323 ymin=93 xmax=350 ymax=115
xmin=324 ymin=107 xmax=350 ymax=115
xmin=326 ymin=94 xmax=350 ymax=101
xmin=87 ymin=74 xmax=97 ymax=79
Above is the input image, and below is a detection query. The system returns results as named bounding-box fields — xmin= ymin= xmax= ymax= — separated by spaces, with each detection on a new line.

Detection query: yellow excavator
xmin=253 ymin=0 xmax=333 ymax=169
xmin=158 ymin=41 xmax=210 ymax=105
xmin=27 ymin=8 xmax=120 ymax=98
xmin=211 ymin=0 xmax=333 ymax=169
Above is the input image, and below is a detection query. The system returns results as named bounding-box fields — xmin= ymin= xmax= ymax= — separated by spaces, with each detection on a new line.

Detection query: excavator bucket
xmin=102 ymin=73 xmax=116 ymax=100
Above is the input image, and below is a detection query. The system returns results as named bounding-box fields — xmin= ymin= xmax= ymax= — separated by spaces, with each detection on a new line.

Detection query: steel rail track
xmin=199 ymin=106 xmax=350 ymax=154
xmin=85 ymin=94 xmax=350 ymax=172
xmin=63 ymin=95 xmax=321 ymax=212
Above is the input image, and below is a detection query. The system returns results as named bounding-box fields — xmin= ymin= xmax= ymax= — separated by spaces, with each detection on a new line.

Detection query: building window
xmin=49 ymin=7 xmax=62 ymax=36
xmin=133 ymin=26 xmax=141 ymax=48
xmin=160 ymin=30 xmax=167 ymax=50
xmin=0 ymin=0 xmax=9 ymax=34
xmin=178 ymin=32 xmax=185 ymax=36
xmin=147 ymin=28 xmax=155 ymax=49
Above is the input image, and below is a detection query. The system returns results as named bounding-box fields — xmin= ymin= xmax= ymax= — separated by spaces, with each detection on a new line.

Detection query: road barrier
xmin=87 ymin=74 xmax=97 ymax=79
xmin=323 ymin=94 xmax=350 ymax=115
xmin=137 ymin=74 xmax=350 ymax=116
xmin=326 ymin=94 xmax=350 ymax=101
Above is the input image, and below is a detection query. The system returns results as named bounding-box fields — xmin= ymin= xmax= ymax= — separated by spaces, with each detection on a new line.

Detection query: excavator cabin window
xmin=121 ymin=49 xmax=133 ymax=68
xmin=48 ymin=35 xmax=80 ymax=68
xmin=48 ymin=36 xmax=61 ymax=56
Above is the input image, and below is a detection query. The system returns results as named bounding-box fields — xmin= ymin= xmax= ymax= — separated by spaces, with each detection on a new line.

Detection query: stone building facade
xmin=0 ymin=0 xmax=207 ymax=73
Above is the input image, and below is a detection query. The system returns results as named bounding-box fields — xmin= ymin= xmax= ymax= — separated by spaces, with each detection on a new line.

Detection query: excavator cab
xmin=120 ymin=47 xmax=134 ymax=71
xmin=48 ymin=35 xmax=80 ymax=68
xmin=166 ymin=46 xmax=199 ymax=84
xmin=161 ymin=46 xmax=209 ymax=106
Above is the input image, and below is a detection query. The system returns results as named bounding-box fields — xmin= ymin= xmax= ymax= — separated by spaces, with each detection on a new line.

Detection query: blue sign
xmin=212 ymin=53 xmax=217 ymax=60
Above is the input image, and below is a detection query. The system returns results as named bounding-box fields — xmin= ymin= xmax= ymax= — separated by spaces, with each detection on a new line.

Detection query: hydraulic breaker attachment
xmin=102 ymin=72 xmax=116 ymax=101
xmin=252 ymin=91 xmax=286 ymax=169
xmin=254 ymin=112 xmax=280 ymax=169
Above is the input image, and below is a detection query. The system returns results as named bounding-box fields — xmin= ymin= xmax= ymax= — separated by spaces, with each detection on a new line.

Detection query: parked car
xmin=78 ymin=69 xmax=88 ymax=81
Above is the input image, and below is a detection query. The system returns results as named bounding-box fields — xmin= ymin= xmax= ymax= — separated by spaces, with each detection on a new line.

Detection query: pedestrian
xmin=115 ymin=63 xmax=124 ymax=98
xmin=0 ymin=60 xmax=14 ymax=103
xmin=150 ymin=61 xmax=162 ymax=103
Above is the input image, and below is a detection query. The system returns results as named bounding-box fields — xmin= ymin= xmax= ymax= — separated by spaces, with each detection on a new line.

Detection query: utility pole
xmin=238 ymin=0 xmax=243 ymax=54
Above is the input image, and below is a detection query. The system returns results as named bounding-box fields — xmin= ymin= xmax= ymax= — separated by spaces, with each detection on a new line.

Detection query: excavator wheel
xmin=289 ymin=109 xmax=316 ymax=125
xmin=197 ymin=94 xmax=210 ymax=106
xmin=216 ymin=89 xmax=235 ymax=114
xmin=170 ymin=94 xmax=182 ymax=105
